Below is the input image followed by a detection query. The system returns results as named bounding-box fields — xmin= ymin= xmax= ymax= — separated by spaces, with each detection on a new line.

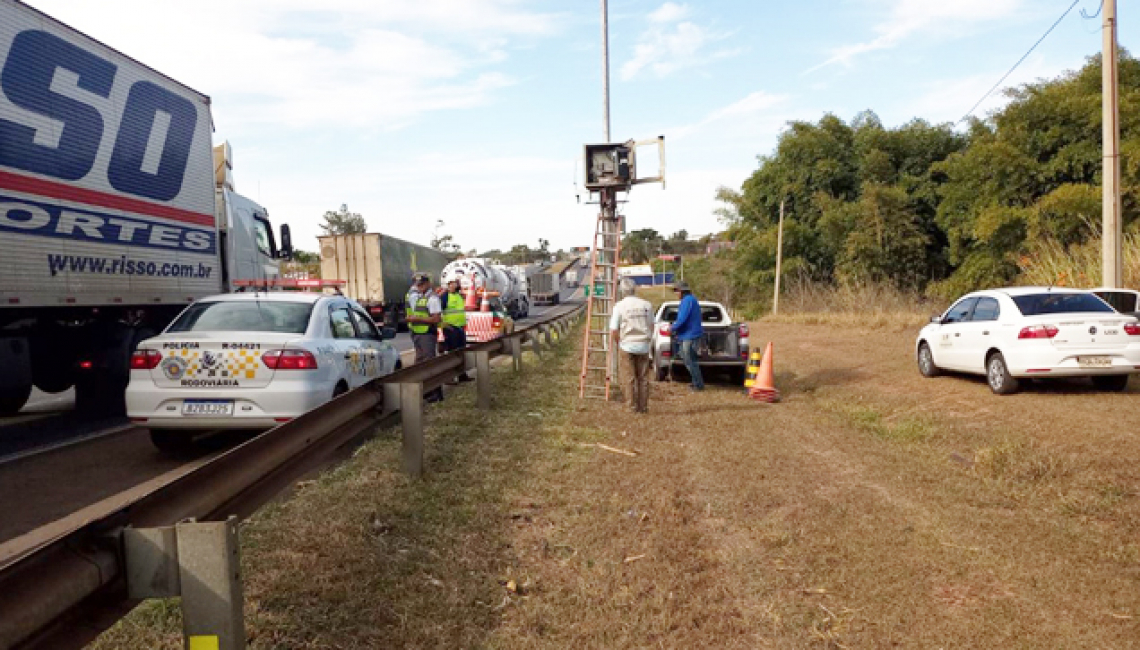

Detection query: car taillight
xmin=130 ymin=349 xmax=162 ymax=369
xmin=1125 ymin=323 xmax=1140 ymax=336
xmin=739 ymin=323 xmax=749 ymax=338
xmin=262 ymin=349 xmax=319 ymax=370
xmin=492 ymin=316 xmax=503 ymax=329
xmin=1018 ymin=325 xmax=1059 ymax=339
xmin=659 ymin=324 xmax=671 ymax=336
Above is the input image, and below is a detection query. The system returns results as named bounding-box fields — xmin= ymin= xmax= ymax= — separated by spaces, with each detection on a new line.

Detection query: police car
xmin=126 ymin=291 xmax=400 ymax=453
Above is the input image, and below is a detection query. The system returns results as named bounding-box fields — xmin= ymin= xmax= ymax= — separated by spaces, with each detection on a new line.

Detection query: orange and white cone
xmin=747 ymin=341 xmax=780 ymax=403
xmin=465 ymin=282 xmax=480 ymax=310
xmin=480 ymin=290 xmax=491 ymax=312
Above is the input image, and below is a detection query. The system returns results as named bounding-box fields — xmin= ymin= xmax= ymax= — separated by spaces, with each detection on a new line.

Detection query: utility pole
xmin=773 ymin=199 xmax=785 ymax=315
xmin=600 ymin=0 xmax=611 ymax=142
xmin=1103 ymin=0 xmax=1123 ymax=287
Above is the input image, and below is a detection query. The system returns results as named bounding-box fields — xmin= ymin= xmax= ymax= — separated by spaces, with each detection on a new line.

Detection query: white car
xmin=652 ymin=300 xmax=750 ymax=383
xmin=127 ymin=292 xmax=400 ymax=452
xmin=915 ymin=287 xmax=1140 ymax=394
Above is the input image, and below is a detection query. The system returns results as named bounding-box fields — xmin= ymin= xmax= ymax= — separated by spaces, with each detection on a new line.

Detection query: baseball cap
xmin=413 ymin=272 xmax=431 ymax=283
xmin=673 ymin=280 xmax=690 ymax=291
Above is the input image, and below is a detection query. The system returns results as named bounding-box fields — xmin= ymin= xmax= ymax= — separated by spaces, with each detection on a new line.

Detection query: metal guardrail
xmin=0 ymin=304 xmax=584 ymax=650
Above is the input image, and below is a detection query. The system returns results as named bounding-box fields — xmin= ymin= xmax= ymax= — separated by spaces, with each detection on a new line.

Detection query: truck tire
xmin=0 ymin=382 xmax=31 ymax=416
xmin=30 ymin=325 xmax=77 ymax=393
xmin=0 ymin=337 xmax=33 ymax=415
xmin=75 ymin=324 xmax=154 ymax=415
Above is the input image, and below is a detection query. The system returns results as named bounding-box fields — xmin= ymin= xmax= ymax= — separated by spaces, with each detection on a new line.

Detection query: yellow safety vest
xmin=442 ymin=291 xmax=466 ymax=328
xmin=410 ymin=295 xmax=434 ymax=335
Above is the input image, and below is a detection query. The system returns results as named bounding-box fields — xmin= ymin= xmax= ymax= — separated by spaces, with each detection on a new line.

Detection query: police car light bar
xmin=233 ymin=279 xmax=346 ymax=291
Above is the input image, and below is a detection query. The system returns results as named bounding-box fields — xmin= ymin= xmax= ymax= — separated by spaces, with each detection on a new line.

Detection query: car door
xmin=327 ymin=303 xmax=365 ymax=388
xmin=935 ymin=297 xmax=978 ymax=370
xmin=954 ymin=296 xmax=1000 ymax=373
xmin=349 ymin=308 xmax=395 ymax=380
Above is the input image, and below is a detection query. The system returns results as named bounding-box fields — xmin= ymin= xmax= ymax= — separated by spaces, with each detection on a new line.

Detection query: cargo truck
xmin=317 ymin=233 xmax=450 ymax=330
xmin=530 ymin=272 xmax=561 ymax=306
xmin=0 ymin=1 xmax=291 ymax=415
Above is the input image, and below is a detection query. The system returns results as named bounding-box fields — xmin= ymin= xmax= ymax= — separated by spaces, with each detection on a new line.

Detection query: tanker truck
xmin=440 ymin=258 xmax=530 ymax=319
xmin=0 ymin=3 xmax=290 ymax=416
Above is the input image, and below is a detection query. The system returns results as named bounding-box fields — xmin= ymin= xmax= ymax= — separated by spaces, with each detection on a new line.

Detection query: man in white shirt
xmin=609 ymin=280 xmax=654 ymax=413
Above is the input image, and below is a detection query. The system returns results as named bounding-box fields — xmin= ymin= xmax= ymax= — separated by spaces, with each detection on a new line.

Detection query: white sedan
xmin=915 ymin=287 xmax=1140 ymax=394
xmin=127 ymin=292 xmax=400 ymax=453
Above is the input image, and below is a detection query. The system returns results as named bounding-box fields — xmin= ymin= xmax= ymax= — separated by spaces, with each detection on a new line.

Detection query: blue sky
xmin=25 ymin=0 xmax=1138 ymax=255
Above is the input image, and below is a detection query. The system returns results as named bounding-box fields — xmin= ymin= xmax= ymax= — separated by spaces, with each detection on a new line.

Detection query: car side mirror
xmin=278 ymin=224 xmax=293 ymax=260
xmin=930 ymin=315 xmax=942 ymax=324
xmin=380 ymin=326 xmax=396 ymax=340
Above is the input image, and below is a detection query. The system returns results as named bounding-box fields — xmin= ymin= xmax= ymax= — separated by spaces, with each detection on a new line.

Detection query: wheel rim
xmin=988 ymin=358 xmax=1003 ymax=389
xmin=919 ymin=347 xmax=932 ymax=373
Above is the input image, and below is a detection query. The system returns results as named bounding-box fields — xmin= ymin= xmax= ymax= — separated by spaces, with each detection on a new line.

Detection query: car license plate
xmin=1077 ymin=356 xmax=1112 ymax=368
xmin=182 ymin=400 xmax=234 ymax=416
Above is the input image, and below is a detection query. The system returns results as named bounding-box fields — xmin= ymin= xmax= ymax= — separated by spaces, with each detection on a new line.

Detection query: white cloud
xmin=899 ymin=53 xmax=1054 ymax=124
xmin=26 ymin=0 xmax=559 ymax=130
xmin=620 ymin=2 xmax=737 ymax=80
xmin=670 ymin=91 xmax=789 ymax=139
xmin=649 ymin=2 xmax=690 ymax=24
xmin=806 ymin=0 xmax=1023 ymax=73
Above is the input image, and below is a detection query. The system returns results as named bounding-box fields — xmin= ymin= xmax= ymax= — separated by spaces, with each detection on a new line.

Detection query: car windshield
xmin=1011 ymin=293 xmax=1114 ymax=316
xmin=167 ymin=301 xmax=314 ymax=333
xmin=659 ymin=305 xmax=725 ymax=323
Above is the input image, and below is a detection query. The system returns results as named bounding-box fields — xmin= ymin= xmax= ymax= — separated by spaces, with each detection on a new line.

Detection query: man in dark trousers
xmin=671 ymin=281 xmax=705 ymax=391
xmin=440 ymin=278 xmax=473 ymax=383
xmin=406 ymin=273 xmax=444 ymax=402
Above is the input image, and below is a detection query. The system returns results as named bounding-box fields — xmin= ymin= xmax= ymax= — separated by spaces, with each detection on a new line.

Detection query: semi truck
xmin=0 ymin=2 xmax=291 ymax=415
xmin=317 ymin=233 xmax=450 ymax=329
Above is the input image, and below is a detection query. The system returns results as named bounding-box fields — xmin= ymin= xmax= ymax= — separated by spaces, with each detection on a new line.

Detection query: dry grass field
xmin=95 ymin=319 xmax=1140 ymax=648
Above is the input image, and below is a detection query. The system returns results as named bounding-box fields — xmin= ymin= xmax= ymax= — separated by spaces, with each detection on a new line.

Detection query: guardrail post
xmin=542 ymin=325 xmax=553 ymax=346
xmin=400 ymin=382 xmax=424 ymax=477
xmin=509 ymin=336 xmax=522 ymax=371
xmin=464 ymin=350 xmax=492 ymax=409
xmin=124 ymin=518 xmax=246 ymax=650
xmin=178 ymin=518 xmax=245 ymax=650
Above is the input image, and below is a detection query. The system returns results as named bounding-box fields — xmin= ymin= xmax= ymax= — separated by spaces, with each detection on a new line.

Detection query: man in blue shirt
xmin=671 ymin=281 xmax=704 ymax=391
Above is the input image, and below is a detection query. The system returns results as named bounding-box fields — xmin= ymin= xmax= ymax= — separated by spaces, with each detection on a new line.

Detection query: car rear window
xmin=659 ymin=305 xmax=726 ymax=323
xmin=1094 ymin=290 xmax=1139 ymax=313
xmin=1011 ymin=293 xmax=1114 ymax=316
xmin=167 ymin=301 xmax=314 ymax=333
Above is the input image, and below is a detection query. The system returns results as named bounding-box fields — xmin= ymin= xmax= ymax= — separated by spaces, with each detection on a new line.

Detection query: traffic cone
xmin=743 ymin=349 xmax=763 ymax=389
xmin=747 ymin=341 xmax=780 ymax=403
xmin=465 ymin=282 xmax=479 ymax=310
xmin=480 ymin=289 xmax=491 ymax=312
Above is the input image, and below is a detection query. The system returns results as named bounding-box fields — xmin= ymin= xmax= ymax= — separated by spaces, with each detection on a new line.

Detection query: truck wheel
xmin=31 ymin=326 xmax=77 ymax=393
xmin=150 ymin=429 xmax=197 ymax=456
xmin=655 ymin=362 xmax=668 ymax=381
xmin=0 ymin=382 xmax=32 ymax=416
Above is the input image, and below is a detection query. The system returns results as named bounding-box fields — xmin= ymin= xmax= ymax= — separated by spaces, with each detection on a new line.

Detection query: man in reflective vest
xmin=441 ymin=278 xmax=473 ymax=383
xmin=407 ymin=273 xmax=444 ymax=402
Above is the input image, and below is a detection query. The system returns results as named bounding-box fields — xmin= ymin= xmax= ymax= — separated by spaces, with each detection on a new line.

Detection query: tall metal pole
xmin=601 ymin=0 xmax=611 ymax=142
xmin=773 ymin=199 xmax=785 ymax=315
xmin=1103 ymin=0 xmax=1123 ymax=287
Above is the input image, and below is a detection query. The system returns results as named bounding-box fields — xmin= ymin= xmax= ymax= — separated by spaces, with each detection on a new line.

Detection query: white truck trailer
xmin=0 ymin=1 xmax=290 ymax=415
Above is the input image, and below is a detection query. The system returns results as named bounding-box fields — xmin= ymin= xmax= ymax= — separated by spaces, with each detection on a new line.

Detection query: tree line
xmin=713 ymin=52 xmax=1140 ymax=305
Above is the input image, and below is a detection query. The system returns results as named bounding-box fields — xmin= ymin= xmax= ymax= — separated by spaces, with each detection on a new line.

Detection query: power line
xmin=959 ymin=0 xmax=1081 ymax=122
